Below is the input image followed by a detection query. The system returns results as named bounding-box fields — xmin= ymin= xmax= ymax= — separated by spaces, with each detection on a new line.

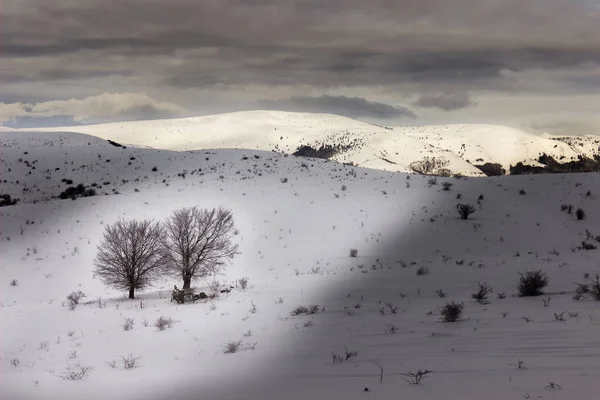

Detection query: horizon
xmin=3 ymin=109 xmax=599 ymax=137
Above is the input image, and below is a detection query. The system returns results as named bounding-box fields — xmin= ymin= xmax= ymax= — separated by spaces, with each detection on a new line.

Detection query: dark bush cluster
xmin=456 ymin=204 xmax=476 ymax=219
xmin=0 ymin=194 xmax=19 ymax=207
xmin=474 ymin=163 xmax=506 ymax=176
xmin=560 ymin=204 xmax=573 ymax=214
xmin=293 ymin=143 xmax=353 ymax=159
xmin=59 ymin=184 xmax=96 ymax=200
xmin=290 ymin=305 xmax=321 ymax=316
xmin=440 ymin=301 xmax=464 ymax=322
xmin=580 ymin=241 xmax=597 ymax=251
xmin=107 ymin=139 xmax=126 ymax=148
xmin=517 ymin=269 xmax=548 ymax=297
xmin=510 ymin=154 xmax=600 ymax=175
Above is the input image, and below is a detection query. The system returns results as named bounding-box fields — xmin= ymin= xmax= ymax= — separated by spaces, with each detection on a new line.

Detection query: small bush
xmin=385 ymin=323 xmax=398 ymax=334
xmin=152 ymin=166 xmax=158 ymax=172
xmin=291 ymin=305 xmax=308 ymax=316
xmin=519 ymin=189 xmax=526 ymax=195
xmin=440 ymin=301 xmax=464 ymax=322
xmin=155 ymin=316 xmax=174 ymax=331
xmin=471 ymin=282 xmax=493 ymax=304
xmin=121 ymin=354 xmax=141 ymax=369
xmin=60 ymin=363 xmax=93 ymax=380
xmin=401 ymin=369 xmax=433 ymax=385
xmin=122 ymin=318 xmax=134 ymax=331
xmin=238 ymin=277 xmax=249 ymax=290
xmin=222 ymin=340 xmax=243 ymax=354
xmin=456 ymin=204 xmax=476 ymax=220
xmin=581 ymin=241 xmax=597 ymax=250
xmin=349 ymin=248 xmax=358 ymax=257
xmin=442 ymin=182 xmax=453 ymax=191
xmin=576 ymin=208 xmax=586 ymax=220
xmin=291 ymin=304 xmax=320 ymax=316
xmin=575 ymin=282 xmax=589 ymax=296
xmin=96 ymin=297 xmax=106 ymax=308
xmin=416 ymin=266 xmax=430 ymax=276
xmin=332 ymin=347 xmax=358 ymax=363
xmin=589 ymin=275 xmax=600 ymax=301
xmin=66 ymin=291 xmax=86 ymax=310
xmin=10 ymin=279 xmax=18 ymax=286
xmin=517 ymin=269 xmax=548 ymax=297
xmin=208 ymin=280 xmax=222 ymax=294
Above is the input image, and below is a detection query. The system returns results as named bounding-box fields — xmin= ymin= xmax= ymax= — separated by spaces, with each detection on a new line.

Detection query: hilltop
xmin=15 ymin=111 xmax=600 ymax=177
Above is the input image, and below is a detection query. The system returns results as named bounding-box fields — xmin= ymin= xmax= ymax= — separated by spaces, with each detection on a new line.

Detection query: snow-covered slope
xmin=1 ymin=130 xmax=600 ymax=400
xmin=14 ymin=110 xmax=599 ymax=177
xmin=400 ymin=124 xmax=600 ymax=171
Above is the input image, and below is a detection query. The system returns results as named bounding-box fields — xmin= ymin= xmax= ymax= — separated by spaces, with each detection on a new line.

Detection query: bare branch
xmin=162 ymin=206 xmax=239 ymax=289
xmin=93 ymin=219 xmax=164 ymax=299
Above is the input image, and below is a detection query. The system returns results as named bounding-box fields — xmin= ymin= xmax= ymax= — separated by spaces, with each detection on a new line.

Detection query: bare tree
xmin=162 ymin=206 xmax=239 ymax=289
xmin=93 ymin=219 xmax=164 ymax=299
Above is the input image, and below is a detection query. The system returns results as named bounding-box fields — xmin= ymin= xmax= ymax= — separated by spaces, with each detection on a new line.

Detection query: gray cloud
xmin=259 ymin=95 xmax=417 ymax=119
xmin=413 ymin=91 xmax=476 ymax=111
xmin=2 ymin=0 xmax=600 ymax=128
xmin=3 ymin=1 xmax=600 ymax=85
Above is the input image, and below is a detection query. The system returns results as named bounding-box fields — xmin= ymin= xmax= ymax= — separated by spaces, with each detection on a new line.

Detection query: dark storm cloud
xmin=259 ymin=95 xmax=417 ymax=119
xmin=413 ymin=91 xmax=476 ymax=111
xmin=3 ymin=1 xmax=600 ymax=87
xmin=159 ymin=47 xmax=600 ymax=93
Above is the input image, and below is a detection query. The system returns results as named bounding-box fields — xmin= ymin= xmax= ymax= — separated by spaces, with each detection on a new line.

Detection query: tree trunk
xmin=183 ymin=276 xmax=191 ymax=290
xmin=128 ymin=287 xmax=135 ymax=299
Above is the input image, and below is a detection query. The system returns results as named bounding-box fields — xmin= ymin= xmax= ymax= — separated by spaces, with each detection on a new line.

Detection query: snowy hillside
xmin=400 ymin=124 xmax=600 ymax=172
xmin=1 ymin=130 xmax=600 ymax=400
xmin=16 ymin=111 xmax=600 ymax=177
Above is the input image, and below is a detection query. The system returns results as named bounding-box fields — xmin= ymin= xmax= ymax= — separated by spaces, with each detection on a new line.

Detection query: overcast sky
xmin=2 ymin=0 xmax=600 ymax=133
